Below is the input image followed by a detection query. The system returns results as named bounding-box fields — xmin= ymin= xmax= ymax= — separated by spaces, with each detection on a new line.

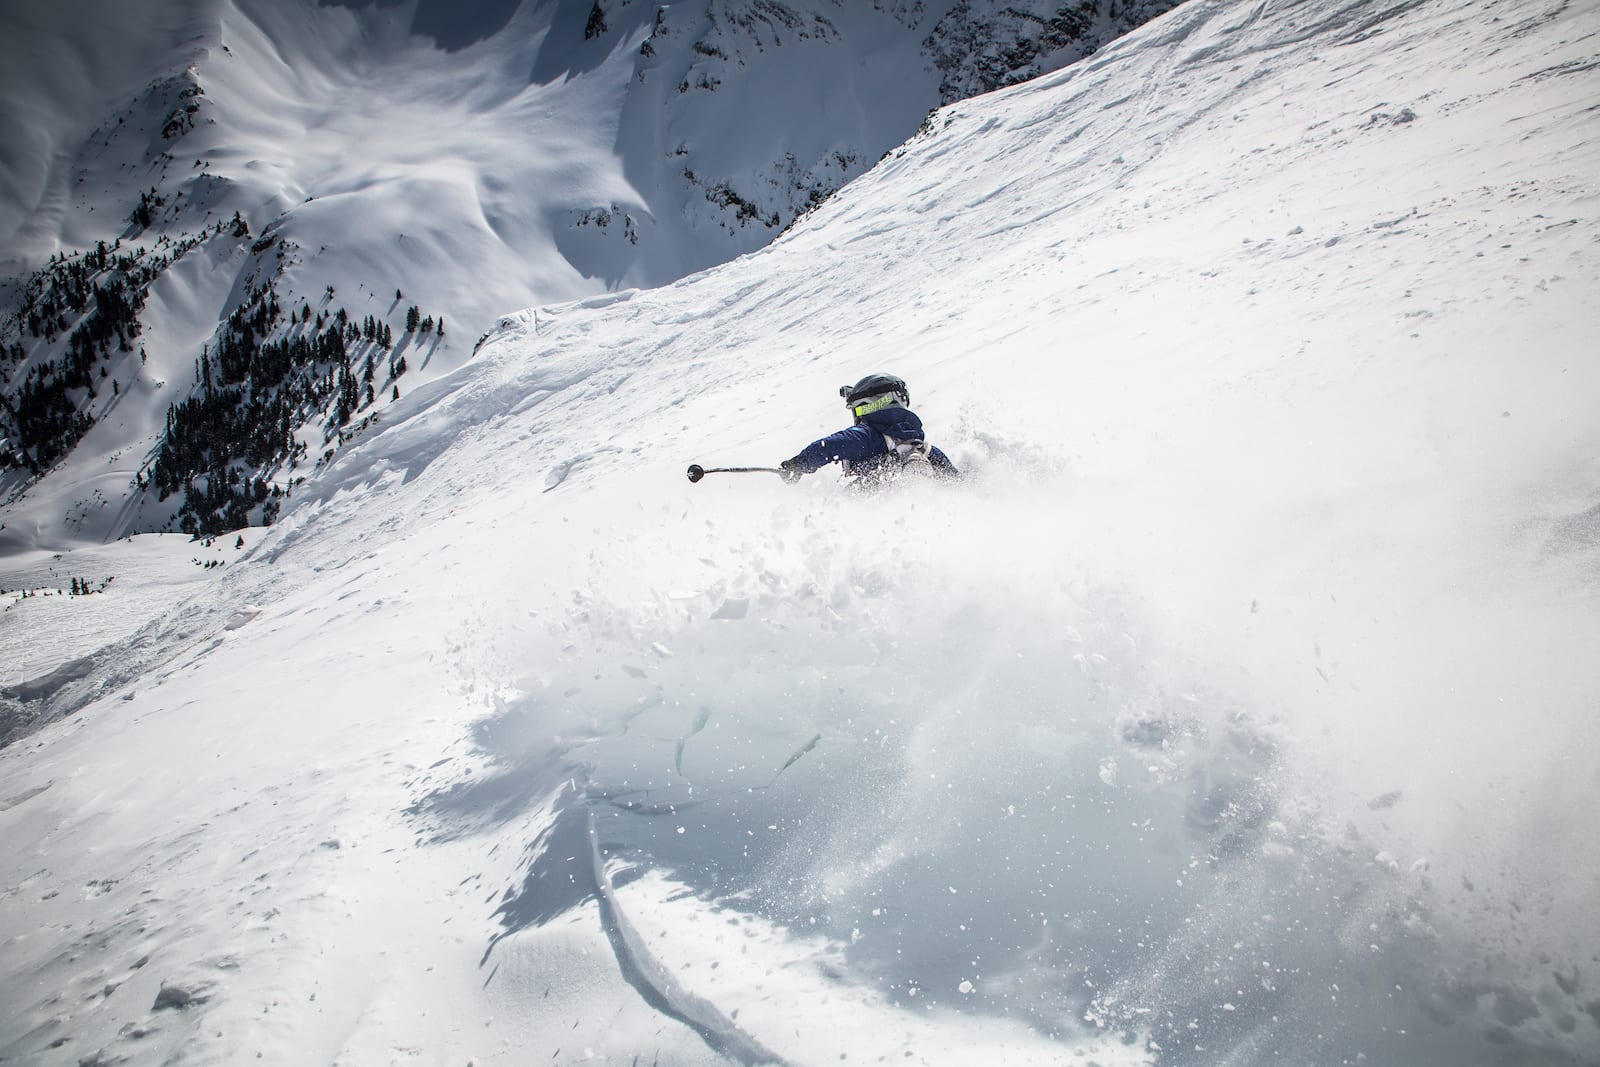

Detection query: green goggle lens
xmin=850 ymin=393 xmax=899 ymax=418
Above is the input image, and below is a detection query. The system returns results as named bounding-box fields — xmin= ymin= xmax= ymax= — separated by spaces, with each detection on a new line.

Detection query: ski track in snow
xmin=3 ymin=0 xmax=1600 ymax=1064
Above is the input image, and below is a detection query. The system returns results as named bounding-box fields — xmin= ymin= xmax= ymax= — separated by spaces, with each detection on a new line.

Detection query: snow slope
xmin=3 ymin=0 xmax=1600 ymax=1064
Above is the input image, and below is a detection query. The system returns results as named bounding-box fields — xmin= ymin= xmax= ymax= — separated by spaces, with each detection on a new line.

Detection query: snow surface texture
xmin=3 ymin=0 xmax=1600 ymax=1064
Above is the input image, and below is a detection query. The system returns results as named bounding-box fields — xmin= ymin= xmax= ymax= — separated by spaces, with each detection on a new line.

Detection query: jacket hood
xmin=859 ymin=406 xmax=925 ymax=442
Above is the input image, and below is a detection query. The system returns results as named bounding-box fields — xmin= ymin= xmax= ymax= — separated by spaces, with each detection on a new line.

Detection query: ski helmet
xmin=839 ymin=373 xmax=909 ymax=408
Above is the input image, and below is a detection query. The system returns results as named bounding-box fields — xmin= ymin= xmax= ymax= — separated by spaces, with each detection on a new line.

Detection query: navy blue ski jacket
xmin=788 ymin=407 xmax=960 ymax=481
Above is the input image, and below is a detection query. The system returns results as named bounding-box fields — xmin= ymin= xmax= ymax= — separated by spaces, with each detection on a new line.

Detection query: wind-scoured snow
xmin=3 ymin=0 xmax=1599 ymax=1064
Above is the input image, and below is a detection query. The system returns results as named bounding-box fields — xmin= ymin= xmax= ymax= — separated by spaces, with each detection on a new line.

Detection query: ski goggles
xmin=847 ymin=393 xmax=900 ymax=418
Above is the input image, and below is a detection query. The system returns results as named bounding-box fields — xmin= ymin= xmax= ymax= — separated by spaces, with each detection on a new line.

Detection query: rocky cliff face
xmin=925 ymin=1 xmax=1183 ymax=101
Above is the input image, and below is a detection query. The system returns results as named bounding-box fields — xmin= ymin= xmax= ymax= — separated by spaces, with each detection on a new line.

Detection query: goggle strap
xmin=850 ymin=393 xmax=900 ymax=418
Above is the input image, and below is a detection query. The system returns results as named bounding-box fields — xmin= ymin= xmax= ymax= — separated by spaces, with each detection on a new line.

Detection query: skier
xmin=779 ymin=373 xmax=960 ymax=488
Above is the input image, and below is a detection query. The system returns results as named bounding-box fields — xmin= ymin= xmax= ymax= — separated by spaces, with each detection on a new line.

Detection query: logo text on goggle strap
xmin=850 ymin=394 xmax=900 ymax=417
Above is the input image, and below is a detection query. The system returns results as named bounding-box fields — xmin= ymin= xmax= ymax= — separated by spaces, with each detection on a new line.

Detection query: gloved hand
xmin=779 ymin=458 xmax=803 ymax=484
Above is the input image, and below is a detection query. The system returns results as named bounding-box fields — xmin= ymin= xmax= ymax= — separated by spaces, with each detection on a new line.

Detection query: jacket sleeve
xmin=789 ymin=425 xmax=886 ymax=472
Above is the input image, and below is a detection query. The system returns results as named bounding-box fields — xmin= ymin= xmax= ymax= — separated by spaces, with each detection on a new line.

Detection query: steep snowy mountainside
xmin=301 ymin=0 xmax=1600 ymax=1054
xmin=2 ymin=0 xmax=1596 ymax=1064
xmin=0 ymin=0 xmax=1179 ymax=548
xmin=0 ymin=0 xmax=219 ymax=258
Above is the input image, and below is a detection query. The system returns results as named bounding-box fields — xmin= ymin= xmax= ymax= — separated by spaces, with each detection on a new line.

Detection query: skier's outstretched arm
xmin=781 ymin=425 xmax=882 ymax=477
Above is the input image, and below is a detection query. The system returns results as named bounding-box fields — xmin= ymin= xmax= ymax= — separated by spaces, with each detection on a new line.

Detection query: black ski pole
xmin=686 ymin=463 xmax=788 ymax=483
